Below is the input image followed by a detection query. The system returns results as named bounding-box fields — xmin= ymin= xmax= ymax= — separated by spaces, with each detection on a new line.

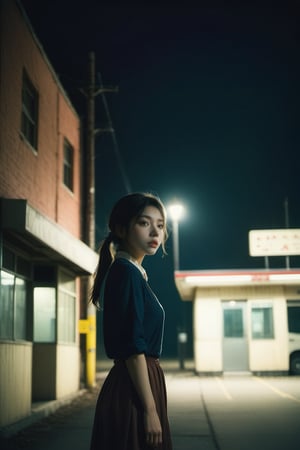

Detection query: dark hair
xmin=90 ymin=192 xmax=168 ymax=306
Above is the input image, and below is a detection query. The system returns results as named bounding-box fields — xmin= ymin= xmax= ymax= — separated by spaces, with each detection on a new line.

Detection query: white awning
xmin=1 ymin=199 xmax=98 ymax=275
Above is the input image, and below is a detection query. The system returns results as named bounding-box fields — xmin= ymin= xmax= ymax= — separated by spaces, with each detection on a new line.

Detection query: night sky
xmin=21 ymin=1 xmax=300 ymax=356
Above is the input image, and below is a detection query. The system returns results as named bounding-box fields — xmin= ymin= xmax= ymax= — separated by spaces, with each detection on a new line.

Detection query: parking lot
xmin=197 ymin=374 xmax=300 ymax=450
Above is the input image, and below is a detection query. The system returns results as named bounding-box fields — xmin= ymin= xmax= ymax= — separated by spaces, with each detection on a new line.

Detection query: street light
xmin=168 ymin=202 xmax=185 ymax=271
xmin=168 ymin=201 xmax=187 ymax=369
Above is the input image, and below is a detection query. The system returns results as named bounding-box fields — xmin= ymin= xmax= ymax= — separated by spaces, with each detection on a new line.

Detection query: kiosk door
xmin=222 ymin=301 xmax=249 ymax=372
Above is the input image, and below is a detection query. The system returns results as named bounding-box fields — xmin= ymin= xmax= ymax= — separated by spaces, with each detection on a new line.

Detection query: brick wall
xmin=0 ymin=0 xmax=81 ymax=238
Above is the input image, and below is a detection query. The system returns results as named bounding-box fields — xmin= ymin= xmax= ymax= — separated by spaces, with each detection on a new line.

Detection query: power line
xmin=97 ymin=72 xmax=132 ymax=194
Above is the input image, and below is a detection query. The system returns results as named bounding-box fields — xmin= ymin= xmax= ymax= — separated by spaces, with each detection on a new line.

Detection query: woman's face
xmin=122 ymin=206 xmax=165 ymax=263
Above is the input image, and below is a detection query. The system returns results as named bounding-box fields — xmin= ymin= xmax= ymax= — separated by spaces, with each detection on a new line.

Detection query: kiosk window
xmin=251 ymin=305 xmax=274 ymax=339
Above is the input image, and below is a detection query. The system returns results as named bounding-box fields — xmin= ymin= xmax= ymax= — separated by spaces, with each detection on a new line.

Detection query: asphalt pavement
xmin=3 ymin=360 xmax=300 ymax=450
xmin=0 ymin=359 xmax=217 ymax=450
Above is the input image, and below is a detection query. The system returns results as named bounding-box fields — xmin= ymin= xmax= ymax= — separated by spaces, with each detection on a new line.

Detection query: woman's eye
xmin=139 ymin=220 xmax=149 ymax=226
xmin=158 ymin=224 xmax=164 ymax=229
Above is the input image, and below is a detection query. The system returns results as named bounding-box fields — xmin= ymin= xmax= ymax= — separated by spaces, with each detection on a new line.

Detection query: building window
xmin=32 ymin=269 xmax=76 ymax=344
xmin=14 ymin=278 xmax=27 ymax=340
xmin=0 ymin=271 xmax=14 ymax=339
xmin=33 ymin=287 xmax=56 ymax=342
xmin=63 ymin=139 xmax=74 ymax=191
xmin=251 ymin=304 xmax=274 ymax=339
xmin=0 ymin=271 xmax=28 ymax=340
xmin=58 ymin=291 xmax=76 ymax=343
xmin=0 ymin=246 xmax=31 ymax=341
xmin=57 ymin=271 xmax=76 ymax=343
xmin=21 ymin=70 xmax=39 ymax=149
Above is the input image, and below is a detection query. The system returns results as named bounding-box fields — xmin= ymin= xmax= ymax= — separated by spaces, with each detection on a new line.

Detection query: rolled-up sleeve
xmin=103 ymin=261 xmax=147 ymax=359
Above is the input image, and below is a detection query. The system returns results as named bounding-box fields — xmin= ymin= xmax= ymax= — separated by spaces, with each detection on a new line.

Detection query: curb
xmin=0 ymin=389 xmax=87 ymax=439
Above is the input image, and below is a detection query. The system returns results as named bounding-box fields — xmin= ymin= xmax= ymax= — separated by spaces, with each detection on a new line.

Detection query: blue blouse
xmin=103 ymin=257 xmax=165 ymax=359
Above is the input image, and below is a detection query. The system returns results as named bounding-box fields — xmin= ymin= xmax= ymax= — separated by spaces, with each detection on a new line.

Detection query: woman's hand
xmin=144 ymin=407 xmax=162 ymax=447
xmin=125 ymin=354 xmax=163 ymax=447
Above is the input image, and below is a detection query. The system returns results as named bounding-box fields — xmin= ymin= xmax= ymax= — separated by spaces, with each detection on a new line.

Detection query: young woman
xmin=90 ymin=192 xmax=173 ymax=450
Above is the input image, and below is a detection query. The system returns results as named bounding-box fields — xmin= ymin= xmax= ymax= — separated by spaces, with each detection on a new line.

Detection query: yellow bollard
xmin=86 ymin=312 xmax=96 ymax=387
xmin=78 ymin=308 xmax=96 ymax=388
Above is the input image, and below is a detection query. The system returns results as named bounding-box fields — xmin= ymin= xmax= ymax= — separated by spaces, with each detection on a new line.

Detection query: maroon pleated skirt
xmin=90 ymin=357 xmax=173 ymax=450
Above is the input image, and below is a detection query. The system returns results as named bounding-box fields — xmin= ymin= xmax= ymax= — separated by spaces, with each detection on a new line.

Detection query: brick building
xmin=0 ymin=0 xmax=98 ymax=428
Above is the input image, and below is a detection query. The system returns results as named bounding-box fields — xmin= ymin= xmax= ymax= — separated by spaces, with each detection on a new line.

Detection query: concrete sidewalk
xmin=167 ymin=371 xmax=217 ymax=450
xmin=1 ymin=361 xmax=217 ymax=450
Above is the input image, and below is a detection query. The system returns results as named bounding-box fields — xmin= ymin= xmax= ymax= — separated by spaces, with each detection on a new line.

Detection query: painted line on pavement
xmin=215 ymin=377 xmax=232 ymax=400
xmin=254 ymin=377 xmax=300 ymax=403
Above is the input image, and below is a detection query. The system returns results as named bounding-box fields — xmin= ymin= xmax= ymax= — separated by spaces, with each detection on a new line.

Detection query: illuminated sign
xmin=249 ymin=229 xmax=300 ymax=256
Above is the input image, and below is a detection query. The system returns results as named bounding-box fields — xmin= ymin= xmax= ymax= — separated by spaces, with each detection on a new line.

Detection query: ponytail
xmin=90 ymin=232 xmax=116 ymax=307
xmin=90 ymin=192 xmax=168 ymax=307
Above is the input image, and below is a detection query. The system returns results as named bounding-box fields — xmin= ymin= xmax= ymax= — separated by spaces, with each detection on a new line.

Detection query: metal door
xmin=222 ymin=301 xmax=249 ymax=371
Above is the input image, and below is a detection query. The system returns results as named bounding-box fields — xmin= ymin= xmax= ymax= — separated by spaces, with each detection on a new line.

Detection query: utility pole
xmin=79 ymin=51 xmax=118 ymax=388
xmin=85 ymin=51 xmax=118 ymax=249
xmin=86 ymin=51 xmax=96 ymax=250
xmin=284 ymin=197 xmax=290 ymax=270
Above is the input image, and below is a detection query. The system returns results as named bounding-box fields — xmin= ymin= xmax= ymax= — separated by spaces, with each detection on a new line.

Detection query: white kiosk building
xmin=175 ymin=229 xmax=300 ymax=375
xmin=175 ymin=268 xmax=300 ymax=375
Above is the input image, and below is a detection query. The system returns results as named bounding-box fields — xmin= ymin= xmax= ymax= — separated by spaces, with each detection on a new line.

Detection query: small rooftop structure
xmin=175 ymin=268 xmax=300 ymax=300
